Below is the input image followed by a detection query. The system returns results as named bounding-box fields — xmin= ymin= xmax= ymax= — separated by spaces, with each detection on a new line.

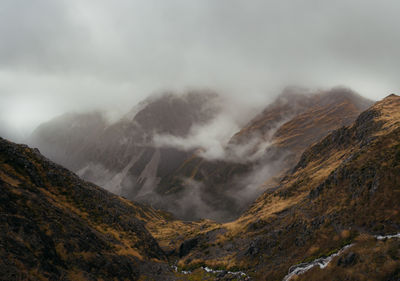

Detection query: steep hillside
xmin=231 ymin=87 xmax=372 ymax=147
xmin=160 ymin=88 xmax=373 ymax=221
xmin=171 ymin=94 xmax=400 ymax=280
xmin=0 ymin=137 xmax=176 ymax=280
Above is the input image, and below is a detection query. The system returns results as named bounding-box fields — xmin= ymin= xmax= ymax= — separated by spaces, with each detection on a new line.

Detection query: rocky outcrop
xmin=0 ymin=137 xmax=174 ymax=280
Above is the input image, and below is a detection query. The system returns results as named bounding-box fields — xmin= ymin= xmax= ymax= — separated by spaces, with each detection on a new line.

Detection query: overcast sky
xmin=1 ymin=0 xmax=399 ymax=140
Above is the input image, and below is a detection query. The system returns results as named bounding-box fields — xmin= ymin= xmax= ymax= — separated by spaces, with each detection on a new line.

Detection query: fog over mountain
xmin=3 ymin=2 xmax=400 ymax=280
xmin=28 ymin=88 xmax=373 ymax=221
xmin=1 ymin=0 xmax=400 ymax=141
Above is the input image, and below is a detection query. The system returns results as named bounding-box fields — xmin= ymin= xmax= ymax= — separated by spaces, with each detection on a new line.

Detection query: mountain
xmin=0 ymin=135 xmax=243 ymax=281
xmin=0 ymin=137 xmax=176 ymax=280
xmin=159 ymin=87 xmax=374 ymax=221
xmin=30 ymin=88 xmax=373 ymax=222
xmin=2 ymin=93 xmax=399 ymax=281
xmin=29 ymin=111 xmax=108 ymax=170
xmin=168 ymin=94 xmax=400 ymax=280
xmin=29 ymin=90 xmax=221 ymax=217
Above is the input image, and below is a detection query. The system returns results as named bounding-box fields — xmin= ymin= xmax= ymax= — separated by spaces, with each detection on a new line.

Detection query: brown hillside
xmin=0 ymin=137 xmax=176 ymax=280
xmin=170 ymin=94 xmax=400 ymax=280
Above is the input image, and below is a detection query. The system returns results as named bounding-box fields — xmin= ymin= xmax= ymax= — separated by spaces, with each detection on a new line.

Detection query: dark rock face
xmin=246 ymin=241 xmax=260 ymax=257
xmin=0 ymin=137 xmax=174 ymax=280
xmin=386 ymin=268 xmax=400 ymax=281
xmin=337 ymin=252 xmax=358 ymax=267
xmin=179 ymin=238 xmax=199 ymax=257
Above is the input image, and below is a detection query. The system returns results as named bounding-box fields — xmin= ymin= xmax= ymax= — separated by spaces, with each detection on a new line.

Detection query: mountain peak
xmin=374 ymin=92 xmax=400 ymax=107
xmin=126 ymin=90 xmax=220 ymax=136
xmin=367 ymin=93 xmax=400 ymax=132
xmin=385 ymin=93 xmax=399 ymax=98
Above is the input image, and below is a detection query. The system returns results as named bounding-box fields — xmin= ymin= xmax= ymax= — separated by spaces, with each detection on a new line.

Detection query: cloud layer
xmin=1 ymin=0 xmax=400 ymax=139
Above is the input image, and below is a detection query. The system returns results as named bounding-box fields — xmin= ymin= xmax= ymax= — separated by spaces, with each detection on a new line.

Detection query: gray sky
xmin=1 ymin=0 xmax=400 ymax=140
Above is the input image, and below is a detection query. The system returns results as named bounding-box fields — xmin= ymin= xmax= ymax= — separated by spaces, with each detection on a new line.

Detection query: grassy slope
xmin=168 ymin=94 xmax=400 ymax=280
xmin=0 ymin=137 xmax=176 ymax=280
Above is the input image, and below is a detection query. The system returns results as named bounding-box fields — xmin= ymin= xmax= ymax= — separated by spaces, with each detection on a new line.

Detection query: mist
xmin=152 ymin=96 xmax=260 ymax=161
xmin=1 ymin=0 xmax=400 ymax=141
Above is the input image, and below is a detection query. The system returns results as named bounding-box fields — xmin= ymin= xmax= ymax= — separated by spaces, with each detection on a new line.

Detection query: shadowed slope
xmin=0 ymin=137 xmax=175 ymax=280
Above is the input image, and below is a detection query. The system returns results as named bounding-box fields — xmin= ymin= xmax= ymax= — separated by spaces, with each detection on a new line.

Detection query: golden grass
xmin=67 ymin=270 xmax=88 ymax=281
xmin=178 ymin=253 xmax=240 ymax=272
xmin=372 ymin=94 xmax=400 ymax=134
xmin=116 ymin=246 xmax=143 ymax=259
xmin=0 ymin=168 xmax=20 ymax=187
xmin=55 ymin=243 xmax=68 ymax=260
xmin=39 ymin=187 xmax=148 ymax=261
xmin=146 ymin=219 xmax=220 ymax=249
xmin=38 ymin=187 xmax=90 ymax=219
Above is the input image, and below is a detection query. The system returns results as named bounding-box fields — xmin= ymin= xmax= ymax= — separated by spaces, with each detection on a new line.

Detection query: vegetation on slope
xmin=2 ymin=93 xmax=399 ymax=281
xmin=168 ymin=94 xmax=400 ymax=280
xmin=0 ymin=137 xmax=174 ymax=280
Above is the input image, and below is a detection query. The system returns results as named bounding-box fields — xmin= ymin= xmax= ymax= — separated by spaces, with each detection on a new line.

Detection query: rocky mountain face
xmin=166 ymin=94 xmax=400 ymax=280
xmin=159 ymin=87 xmax=373 ymax=221
xmin=0 ymin=137 xmax=176 ymax=280
xmin=30 ymin=88 xmax=373 ymax=222
xmin=29 ymin=91 xmax=220 ymax=218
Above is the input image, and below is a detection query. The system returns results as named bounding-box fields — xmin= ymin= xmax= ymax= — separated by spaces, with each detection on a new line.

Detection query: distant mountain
xmin=160 ymin=87 xmax=374 ymax=220
xmin=29 ymin=90 xmax=220 ymax=215
xmin=30 ymin=88 xmax=374 ymax=222
xmin=30 ymin=111 xmax=108 ymax=170
xmin=0 ymin=137 xmax=176 ymax=280
xmin=169 ymin=94 xmax=400 ymax=280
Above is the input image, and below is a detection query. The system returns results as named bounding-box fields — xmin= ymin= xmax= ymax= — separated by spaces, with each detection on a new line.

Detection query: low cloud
xmin=152 ymin=112 xmax=239 ymax=160
xmin=232 ymin=150 xmax=289 ymax=209
xmin=2 ymin=0 xmax=399 ymax=140
xmin=152 ymin=100 xmax=287 ymax=163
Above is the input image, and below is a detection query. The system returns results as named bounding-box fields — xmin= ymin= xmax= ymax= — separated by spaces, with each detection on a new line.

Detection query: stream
xmin=282 ymin=244 xmax=353 ymax=281
xmin=375 ymin=233 xmax=400 ymax=240
xmin=283 ymin=231 xmax=400 ymax=281
xmin=172 ymin=233 xmax=400 ymax=281
xmin=172 ymin=265 xmax=250 ymax=279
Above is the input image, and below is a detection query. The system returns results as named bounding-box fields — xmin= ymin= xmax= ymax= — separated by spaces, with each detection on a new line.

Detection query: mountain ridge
xmin=1 ymin=93 xmax=399 ymax=280
xmin=165 ymin=94 xmax=400 ymax=280
xmin=159 ymin=88 xmax=374 ymax=220
xmin=0 ymin=136 xmax=177 ymax=280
